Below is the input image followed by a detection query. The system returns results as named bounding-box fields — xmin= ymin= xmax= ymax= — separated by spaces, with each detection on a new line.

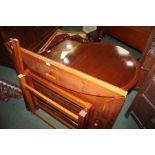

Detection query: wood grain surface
xmin=41 ymin=42 xmax=139 ymax=90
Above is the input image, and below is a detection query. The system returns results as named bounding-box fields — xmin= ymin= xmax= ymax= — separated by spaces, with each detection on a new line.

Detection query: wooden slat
xmin=10 ymin=38 xmax=36 ymax=111
xmin=26 ymin=75 xmax=39 ymax=109
xmin=24 ymin=83 xmax=79 ymax=122
xmin=10 ymin=39 xmax=25 ymax=74
xmin=18 ymin=74 xmax=36 ymax=111
xmin=38 ymin=102 xmax=76 ymax=129
xmin=26 ymin=70 xmax=91 ymax=109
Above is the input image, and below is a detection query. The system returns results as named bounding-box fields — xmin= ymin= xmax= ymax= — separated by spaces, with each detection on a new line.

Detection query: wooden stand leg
xmin=25 ymin=74 xmax=39 ymax=110
xmin=18 ymin=74 xmax=36 ymax=111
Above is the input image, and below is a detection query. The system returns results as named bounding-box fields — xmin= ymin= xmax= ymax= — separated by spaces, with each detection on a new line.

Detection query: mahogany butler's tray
xmin=6 ymin=29 xmax=139 ymax=128
xmin=38 ymin=30 xmax=139 ymax=95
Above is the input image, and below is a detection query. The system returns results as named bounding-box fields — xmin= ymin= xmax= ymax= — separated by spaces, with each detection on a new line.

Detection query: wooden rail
xmin=33 ymin=111 xmax=58 ymax=129
xmin=24 ymin=83 xmax=79 ymax=122
xmin=26 ymin=70 xmax=91 ymax=109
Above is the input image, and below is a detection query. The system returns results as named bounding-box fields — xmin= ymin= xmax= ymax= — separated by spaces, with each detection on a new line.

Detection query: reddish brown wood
xmin=97 ymin=26 xmax=155 ymax=90
xmin=97 ymin=26 xmax=153 ymax=52
xmin=26 ymin=70 xmax=91 ymax=128
xmin=26 ymin=69 xmax=91 ymax=109
xmin=9 ymin=39 xmax=36 ymax=111
xmin=6 ymin=32 xmax=139 ymax=128
xmin=87 ymin=96 xmax=125 ymax=128
xmin=22 ymin=48 xmax=127 ymax=97
xmin=41 ymin=42 xmax=139 ymax=90
xmin=27 ymin=69 xmax=125 ymax=128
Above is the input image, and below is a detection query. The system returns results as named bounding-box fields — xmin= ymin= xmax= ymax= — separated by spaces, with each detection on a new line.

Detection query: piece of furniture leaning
xmin=126 ymin=63 xmax=155 ymax=128
xmin=136 ymin=28 xmax=155 ymax=89
xmin=5 ymin=30 xmax=139 ymax=128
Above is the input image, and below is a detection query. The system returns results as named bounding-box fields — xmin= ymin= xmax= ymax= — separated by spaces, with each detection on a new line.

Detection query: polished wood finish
xmin=45 ymin=42 xmax=139 ymax=90
xmin=37 ymin=29 xmax=138 ymax=93
xmin=126 ymin=63 xmax=155 ymax=128
xmin=97 ymin=26 xmax=155 ymax=90
xmin=22 ymin=47 xmax=127 ymax=97
xmin=6 ymin=30 xmax=139 ymax=128
xmin=98 ymin=26 xmax=153 ymax=52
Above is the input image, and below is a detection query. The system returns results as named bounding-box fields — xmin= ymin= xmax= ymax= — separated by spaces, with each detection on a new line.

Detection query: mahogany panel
xmin=22 ymin=47 xmax=127 ymax=97
xmin=98 ymin=26 xmax=153 ymax=52
xmin=41 ymin=42 xmax=139 ymax=90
